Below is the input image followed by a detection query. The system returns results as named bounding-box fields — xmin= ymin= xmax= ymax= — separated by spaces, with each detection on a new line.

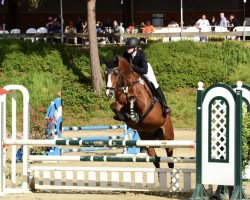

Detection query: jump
xmin=105 ymin=39 xmax=174 ymax=168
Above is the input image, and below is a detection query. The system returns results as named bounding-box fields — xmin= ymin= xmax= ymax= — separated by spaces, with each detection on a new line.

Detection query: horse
xmin=105 ymin=56 xmax=174 ymax=168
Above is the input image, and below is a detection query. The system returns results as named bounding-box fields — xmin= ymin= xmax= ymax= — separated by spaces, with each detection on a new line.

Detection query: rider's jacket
xmin=123 ymin=49 xmax=148 ymax=75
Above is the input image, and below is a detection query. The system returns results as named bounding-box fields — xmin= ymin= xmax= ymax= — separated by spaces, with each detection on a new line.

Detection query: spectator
xmin=112 ymin=20 xmax=120 ymax=43
xmin=105 ymin=18 xmax=113 ymax=33
xmin=119 ymin=22 xmax=125 ymax=34
xmin=75 ymin=17 xmax=83 ymax=44
xmin=46 ymin=16 xmax=54 ymax=32
xmin=119 ymin=22 xmax=125 ymax=43
xmin=113 ymin=20 xmax=120 ymax=33
xmin=65 ymin=21 xmax=77 ymax=44
xmin=83 ymin=21 xmax=88 ymax=33
xmin=196 ymin=15 xmax=210 ymax=30
xmin=229 ymin=15 xmax=241 ymax=40
xmin=54 ymin=15 xmax=61 ymax=32
xmin=210 ymin=16 xmax=217 ymax=31
xmin=196 ymin=15 xmax=210 ymax=42
xmin=142 ymin=21 xmax=155 ymax=33
xmin=96 ymin=21 xmax=105 ymax=33
xmin=219 ymin=13 xmax=227 ymax=28
xmin=139 ymin=22 xmax=146 ymax=33
xmin=127 ymin=22 xmax=136 ymax=33
xmin=167 ymin=19 xmax=179 ymax=28
xmin=229 ymin=15 xmax=241 ymax=31
xmin=65 ymin=21 xmax=77 ymax=34
xmin=75 ymin=17 xmax=83 ymax=33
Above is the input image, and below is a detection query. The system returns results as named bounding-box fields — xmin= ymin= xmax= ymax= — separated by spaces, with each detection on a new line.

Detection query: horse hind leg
xmin=166 ymin=148 xmax=174 ymax=168
xmin=147 ymin=147 xmax=160 ymax=168
xmin=139 ymin=131 xmax=160 ymax=168
xmin=156 ymin=123 xmax=174 ymax=168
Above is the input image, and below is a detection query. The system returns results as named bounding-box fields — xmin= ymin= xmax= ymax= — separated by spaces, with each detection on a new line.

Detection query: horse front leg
xmin=128 ymin=96 xmax=139 ymax=123
xmin=110 ymin=101 xmax=129 ymax=121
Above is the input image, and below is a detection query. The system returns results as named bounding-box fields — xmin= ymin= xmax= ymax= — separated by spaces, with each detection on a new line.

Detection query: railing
xmin=0 ymin=31 xmax=249 ymax=43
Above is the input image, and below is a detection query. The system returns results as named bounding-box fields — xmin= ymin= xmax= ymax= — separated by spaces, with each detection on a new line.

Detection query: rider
xmin=123 ymin=37 xmax=171 ymax=115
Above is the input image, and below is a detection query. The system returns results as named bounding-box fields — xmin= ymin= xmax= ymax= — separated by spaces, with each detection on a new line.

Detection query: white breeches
xmin=143 ymin=63 xmax=159 ymax=89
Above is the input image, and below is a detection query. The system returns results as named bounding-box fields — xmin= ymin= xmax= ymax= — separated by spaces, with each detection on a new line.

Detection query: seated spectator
xmin=210 ymin=16 xmax=217 ymax=31
xmin=229 ymin=14 xmax=241 ymax=40
xmin=83 ymin=21 xmax=88 ymax=33
xmin=113 ymin=20 xmax=120 ymax=33
xmin=119 ymin=22 xmax=125 ymax=43
xmin=139 ymin=22 xmax=146 ymax=33
xmin=96 ymin=21 xmax=105 ymax=33
xmin=119 ymin=22 xmax=125 ymax=34
xmin=105 ymin=18 xmax=113 ymax=33
xmin=75 ymin=17 xmax=84 ymax=44
xmin=46 ymin=16 xmax=54 ymax=32
xmin=65 ymin=21 xmax=77 ymax=34
xmin=142 ymin=21 xmax=155 ymax=33
xmin=127 ymin=22 xmax=136 ymax=33
xmin=65 ymin=21 xmax=77 ymax=44
xmin=229 ymin=15 xmax=241 ymax=31
xmin=168 ymin=19 xmax=179 ymax=28
xmin=112 ymin=20 xmax=120 ymax=43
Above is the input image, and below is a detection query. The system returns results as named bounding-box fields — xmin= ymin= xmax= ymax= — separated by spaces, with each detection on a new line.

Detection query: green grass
xmin=229 ymin=63 xmax=250 ymax=84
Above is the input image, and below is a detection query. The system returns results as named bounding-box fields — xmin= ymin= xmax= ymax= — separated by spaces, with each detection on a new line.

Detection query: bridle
xmin=105 ymin=67 xmax=120 ymax=91
xmin=106 ymin=67 xmax=143 ymax=94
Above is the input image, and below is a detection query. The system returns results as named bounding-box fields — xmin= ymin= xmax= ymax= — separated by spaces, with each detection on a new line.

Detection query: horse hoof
xmin=113 ymin=115 xmax=122 ymax=121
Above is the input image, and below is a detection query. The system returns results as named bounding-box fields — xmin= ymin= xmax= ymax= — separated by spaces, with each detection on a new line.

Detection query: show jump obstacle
xmin=0 ymin=83 xmax=249 ymax=199
xmin=45 ymin=97 xmax=140 ymax=155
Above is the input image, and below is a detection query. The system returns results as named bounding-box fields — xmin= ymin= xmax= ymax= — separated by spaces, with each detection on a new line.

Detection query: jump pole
xmin=4 ymin=139 xmax=195 ymax=148
xmin=29 ymin=155 xmax=196 ymax=163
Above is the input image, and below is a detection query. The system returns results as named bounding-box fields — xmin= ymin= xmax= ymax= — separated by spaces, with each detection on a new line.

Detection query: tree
xmin=87 ymin=0 xmax=104 ymax=95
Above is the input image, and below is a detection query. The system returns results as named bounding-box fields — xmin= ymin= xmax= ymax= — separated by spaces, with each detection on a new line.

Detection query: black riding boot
xmin=155 ymin=87 xmax=171 ymax=115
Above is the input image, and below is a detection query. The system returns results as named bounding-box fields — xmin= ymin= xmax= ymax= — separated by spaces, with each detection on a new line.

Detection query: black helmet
xmin=125 ymin=37 xmax=139 ymax=48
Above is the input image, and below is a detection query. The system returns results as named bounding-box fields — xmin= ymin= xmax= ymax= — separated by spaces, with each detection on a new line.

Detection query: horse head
xmin=105 ymin=56 xmax=120 ymax=99
xmin=105 ymin=56 xmax=138 ymax=99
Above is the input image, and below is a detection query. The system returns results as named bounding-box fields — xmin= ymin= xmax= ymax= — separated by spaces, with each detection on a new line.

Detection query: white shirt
xmin=196 ymin=19 xmax=210 ymax=29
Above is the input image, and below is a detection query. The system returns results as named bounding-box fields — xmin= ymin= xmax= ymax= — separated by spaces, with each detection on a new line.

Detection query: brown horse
xmin=105 ymin=56 xmax=174 ymax=168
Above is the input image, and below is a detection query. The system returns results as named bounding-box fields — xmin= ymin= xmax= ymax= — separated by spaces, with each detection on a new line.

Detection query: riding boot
xmin=155 ymin=87 xmax=171 ymax=115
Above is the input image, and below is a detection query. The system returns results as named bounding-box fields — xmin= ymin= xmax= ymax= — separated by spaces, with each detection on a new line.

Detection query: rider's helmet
xmin=125 ymin=37 xmax=139 ymax=49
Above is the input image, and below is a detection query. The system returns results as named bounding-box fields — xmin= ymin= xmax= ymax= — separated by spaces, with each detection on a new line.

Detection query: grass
xmin=229 ymin=63 xmax=250 ymax=84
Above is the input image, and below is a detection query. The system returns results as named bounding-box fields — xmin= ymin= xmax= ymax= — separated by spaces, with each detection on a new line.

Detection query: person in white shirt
xmin=196 ymin=15 xmax=210 ymax=41
xmin=196 ymin=15 xmax=210 ymax=29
